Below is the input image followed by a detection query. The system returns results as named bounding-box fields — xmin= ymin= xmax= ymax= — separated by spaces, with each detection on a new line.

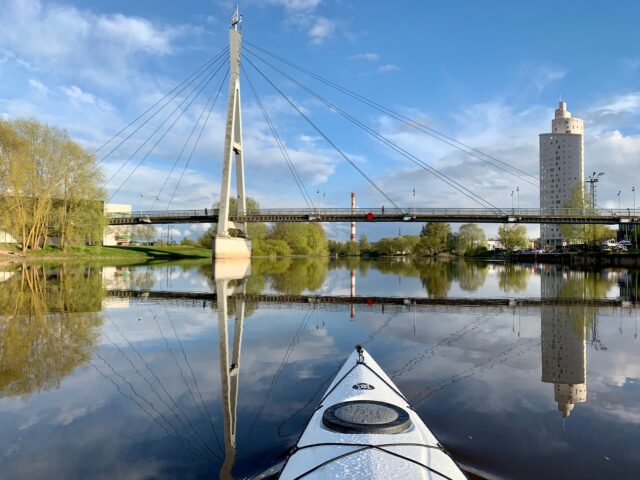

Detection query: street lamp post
xmin=586 ymin=171 xmax=605 ymax=208
xmin=412 ymin=186 xmax=416 ymax=215
xmin=516 ymin=186 xmax=520 ymax=211
xmin=617 ymin=190 xmax=621 ymax=211
xmin=511 ymin=190 xmax=514 ymax=213
xmin=633 ymin=186 xmax=637 ymax=249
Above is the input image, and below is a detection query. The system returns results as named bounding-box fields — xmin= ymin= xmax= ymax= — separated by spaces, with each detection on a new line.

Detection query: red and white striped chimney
xmin=350 ymin=192 xmax=356 ymax=241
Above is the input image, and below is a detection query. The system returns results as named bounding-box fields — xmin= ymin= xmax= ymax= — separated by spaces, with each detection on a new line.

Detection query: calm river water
xmin=0 ymin=258 xmax=639 ymax=479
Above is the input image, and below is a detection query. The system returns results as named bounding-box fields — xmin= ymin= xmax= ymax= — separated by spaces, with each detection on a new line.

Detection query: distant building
xmin=539 ymin=101 xmax=584 ymax=246
xmin=103 ymin=204 xmax=132 ymax=246
xmin=540 ymin=269 xmax=587 ymax=417
xmin=486 ymin=238 xmax=504 ymax=250
xmin=0 ymin=230 xmax=17 ymax=244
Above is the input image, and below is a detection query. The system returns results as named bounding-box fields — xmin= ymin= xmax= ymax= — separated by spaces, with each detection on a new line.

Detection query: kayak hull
xmin=279 ymin=346 xmax=466 ymax=479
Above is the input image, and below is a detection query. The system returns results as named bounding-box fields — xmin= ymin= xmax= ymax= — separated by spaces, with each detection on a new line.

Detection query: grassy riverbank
xmin=0 ymin=245 xmax=212 ymax=261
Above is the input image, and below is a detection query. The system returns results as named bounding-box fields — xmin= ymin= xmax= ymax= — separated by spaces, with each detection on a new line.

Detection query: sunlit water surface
xmin=0 ymin=258 xmax=639 ymax=479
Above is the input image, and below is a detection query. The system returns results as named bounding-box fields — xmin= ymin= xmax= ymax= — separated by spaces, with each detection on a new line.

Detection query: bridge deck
xmin=107 ymin=207 xmax=640 ymax=225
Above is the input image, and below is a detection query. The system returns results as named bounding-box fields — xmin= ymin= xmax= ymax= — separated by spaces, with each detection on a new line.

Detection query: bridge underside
xmin=105 ymin=289 xmax=639 ymax=309
xmin=107 ymin=208 xmax=640 ymax=226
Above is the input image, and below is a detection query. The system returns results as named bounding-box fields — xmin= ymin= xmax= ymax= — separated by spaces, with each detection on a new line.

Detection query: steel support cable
xmin=95 ymin=47 xmax=228 ymax=157
xmin=108 ymin=60 xmax=225 ymax=202
xmin=242 ymin=309 xmax=313 ymax=449
xmin=108 ymin=317 xmax=221 ymax=460
xmin=101 ymin=329 xmax=218 ymax=460
xmin=98 ymin=47 xmax=228 ymax=165
xmin=245 ymin=49 xmax=499 ymax=211
xmin=244 ymin=55 xmax=400 ymax=209
xmin=244 ymin=41 xmax=539 ymax=187
xmin=167 ymin=312 xmax=224 ymax=458
xmin=149 ymin=70 xmax=228 ymax=211
xmin=243 ymin=65 xmax=313 ymax=209
xmin=165 ymin=69 xmax=228 ymax=211
xmin=246 ymin=49 xmax=498 ymax=210
xmin=154 ymin=308 xmax=224 ymax=456
xmin=90 ymin=362 xmax=209 ymax=462
xmin=92 ymin=350 xmax=215 ymax=461
xmin=106 ymin=55 xmax=227 ymax=187
xmin=242 ymin=65 xmax=313 ymax=209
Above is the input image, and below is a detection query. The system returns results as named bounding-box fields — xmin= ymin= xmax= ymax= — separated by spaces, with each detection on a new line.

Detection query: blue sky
xmin=1 ymin=0 xmax=640 ymax=240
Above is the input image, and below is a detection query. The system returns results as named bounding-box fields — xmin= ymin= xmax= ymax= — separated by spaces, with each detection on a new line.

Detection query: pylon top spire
xmin=231 ymin=5 xmax=242 ymax=30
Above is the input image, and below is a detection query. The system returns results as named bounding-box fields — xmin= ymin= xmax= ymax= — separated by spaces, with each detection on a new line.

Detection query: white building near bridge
xmin=539 ymin=101 xmax=584 ymax=246
xmin=103 ymin=204 xmax=133 ymax=246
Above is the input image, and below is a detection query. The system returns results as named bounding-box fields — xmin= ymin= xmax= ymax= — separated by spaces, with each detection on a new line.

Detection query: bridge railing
xmin=106 ymin=207 xmax=638 ymax=219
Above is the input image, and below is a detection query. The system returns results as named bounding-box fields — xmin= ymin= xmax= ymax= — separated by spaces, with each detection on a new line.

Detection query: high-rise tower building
xmin=539 ymin=101 xmax=584 ymax=246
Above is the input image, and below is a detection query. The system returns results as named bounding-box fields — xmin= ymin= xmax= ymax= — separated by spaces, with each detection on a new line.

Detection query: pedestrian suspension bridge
xmin=97 ymin=9 xmax=639 ymax=257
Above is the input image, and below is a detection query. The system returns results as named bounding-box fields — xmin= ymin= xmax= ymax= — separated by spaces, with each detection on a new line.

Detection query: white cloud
xmin=265 ymin=0 xmax=323 ymax=11
xmin=307 ymin=16 xmax=336 ymax=45
xmin=529 ymin=66 xmax=566 ymax=92
xmin=0 ymin=0 xmax=186 ymax=88
xmin=350 ymin=52 xmax=380 ymax=62
xmin=591 ymin=92 xmax=640 ymax=115
xmin=28 ymin=78 xmax=48 ymax=94
xmin=377 ymin=63 xmax=401 ymax=73
xmin=95 ymin=14 xmax=176 ymax=55
xmin=60 ymin=85 xmax=113 ymax=112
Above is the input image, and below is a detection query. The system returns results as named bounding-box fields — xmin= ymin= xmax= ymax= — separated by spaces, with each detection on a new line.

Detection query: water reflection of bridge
xmin=104 ymin=289 xmax=639 ymax=314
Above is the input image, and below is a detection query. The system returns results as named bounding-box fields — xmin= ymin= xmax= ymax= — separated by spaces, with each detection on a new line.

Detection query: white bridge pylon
xmin=214 ymin=8 xmax=251 ymax=259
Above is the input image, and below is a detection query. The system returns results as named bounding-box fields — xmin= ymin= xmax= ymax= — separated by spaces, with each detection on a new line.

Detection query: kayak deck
xmin=279 ymin=346 xmax=466 ymax=479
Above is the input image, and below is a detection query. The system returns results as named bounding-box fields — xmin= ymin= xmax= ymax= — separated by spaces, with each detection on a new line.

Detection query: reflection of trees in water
xmin=129 ymin=267 xmax=156 ymax=290
xmin=419 ymin=261 xmax=453 ymax=298
xmin=498 ymin=264 xmax=530 ymax=293
xmin=0 ymin=264 xmax=103 ymax=398
xmin=251 ymin=258 xmax=328 ymax=295
xmin=198 ymin=259 xmax=328 ymax=316
xmin=558 ymin=270 xmax=616 ymax=338
xmin=559 ymin=271 xmax=615 ymax=300
xmin=452 ymin=261 xmax=489 ymax=292
xmin=332 ymin=257 xmax=490 ymax=297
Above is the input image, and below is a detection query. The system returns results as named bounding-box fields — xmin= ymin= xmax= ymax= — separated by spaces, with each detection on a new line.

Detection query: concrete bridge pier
xmin=213 ymin=237 xmax=252 ymax=260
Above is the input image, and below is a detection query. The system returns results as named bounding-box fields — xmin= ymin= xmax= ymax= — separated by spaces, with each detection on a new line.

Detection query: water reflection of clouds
xmin=2 ymin=261 xmax=640 ymax=479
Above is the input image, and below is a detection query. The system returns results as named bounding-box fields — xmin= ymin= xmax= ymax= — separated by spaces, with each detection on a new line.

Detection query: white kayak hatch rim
xmin=322 ymin=399 xmax=411 ymax=434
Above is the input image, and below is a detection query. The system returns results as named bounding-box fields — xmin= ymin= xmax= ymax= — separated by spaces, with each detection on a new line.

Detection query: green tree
xmin=343 ymin=241 xmax=360 ymax=256
xmin=374 ymin=237 xmax=399 ymax=256
xmin=559 ymin=185 xmax=614 ymax=245
xmin=358 ymin=234 xmax=371 ymax=253
xmin=497 ymin=224 xmax=529 ymax=251
xmin=269 ymin=223 xmax=328 ymax=256
xmin=252 ymin=238 xmax=292 ymax=257
xmin=0 ymin=119 xmax=105 ymax=252
xmin=200 ymin=196 xmax=268 ymax=249
xmin=456 ymin=224 xmax=487 ymax=255
xmin=413 ymin=223 xmax=451 ymax=256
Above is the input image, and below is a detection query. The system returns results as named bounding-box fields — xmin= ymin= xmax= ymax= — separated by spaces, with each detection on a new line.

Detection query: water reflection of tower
xmin=540 ymin=269 xmax=587 ymax=417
